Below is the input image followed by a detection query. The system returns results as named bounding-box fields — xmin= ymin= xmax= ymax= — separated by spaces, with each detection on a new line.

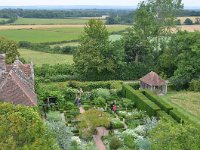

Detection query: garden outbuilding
xmin=139 ymin=71 xmax=167 ymax=94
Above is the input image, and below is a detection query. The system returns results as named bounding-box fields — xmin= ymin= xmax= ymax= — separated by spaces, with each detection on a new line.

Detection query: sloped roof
xmin=139 ymin=71 xmax=166 ymax=86
xmin=0 ymin=55 xmax=37 ymax=106
xmin=0 ymin=70 xmax=37 ymax=106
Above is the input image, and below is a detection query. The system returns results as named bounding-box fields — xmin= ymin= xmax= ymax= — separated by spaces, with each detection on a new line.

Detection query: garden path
xmin=79 ymin=107 xmax=85 ymax=114
xmin=79 ymin=106 xmax=108 ymax=150
xmin=93 ymin=127 xmax=109 ymax=150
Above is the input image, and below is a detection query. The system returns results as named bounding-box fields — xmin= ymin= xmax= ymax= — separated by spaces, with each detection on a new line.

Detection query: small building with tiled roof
xmin=139 ymin=71 xmax=167 ymax=94
xmin=0 ymin=54 xmax=37 ymax=106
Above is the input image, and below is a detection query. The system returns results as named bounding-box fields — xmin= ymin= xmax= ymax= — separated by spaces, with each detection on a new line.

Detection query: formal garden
xmin=35 ymin=81 xmax=200 ymax=150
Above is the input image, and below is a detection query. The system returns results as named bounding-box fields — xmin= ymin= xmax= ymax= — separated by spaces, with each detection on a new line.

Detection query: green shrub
xmin=189 ymin=79 xmax=200 ymax=92
xmin=122 ymin=84 xmax=161 ymax=116
xmin=142 ymin=90 xmax=173 ymax=113
xmin=94 ymin=97 xmax=106 ymax=107
xmin=124 ymin=135 xmax=135 ymax=149
xmin=109 ymin=136 xmax=123 ymax=150
xmin=93 ymin=88 xmax=110 ymax=99
xmin=122 ymin=98 xmax=135 ymax=109
xmin=110 ymin=118 xmax=124 ymax=129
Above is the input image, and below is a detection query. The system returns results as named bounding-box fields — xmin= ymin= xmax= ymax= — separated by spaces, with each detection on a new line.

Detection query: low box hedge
xmin=142 ymin=90 xmax=173 ymax=113
xmin=122 ymin=84 xmax=161 ymax=116
xmin=157 ymin=110 xmax=176 ymax=123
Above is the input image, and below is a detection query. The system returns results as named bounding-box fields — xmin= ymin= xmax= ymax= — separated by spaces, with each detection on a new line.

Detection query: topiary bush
xmin=109 ymin=136 xmax=123 ymax=150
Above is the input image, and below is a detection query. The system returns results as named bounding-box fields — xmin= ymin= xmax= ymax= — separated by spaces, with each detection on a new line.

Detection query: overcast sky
xmin=0 ymin=0 xmax=199 ymax=7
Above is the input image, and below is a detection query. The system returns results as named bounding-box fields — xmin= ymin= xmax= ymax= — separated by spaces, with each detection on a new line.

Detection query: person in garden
xmin=75 ymin=97 xmax=81 ymax=107
xmin=113 ymin=105 xmax=117 ymax=113
xmin=110 ymin=102 xmax=114 ymax=111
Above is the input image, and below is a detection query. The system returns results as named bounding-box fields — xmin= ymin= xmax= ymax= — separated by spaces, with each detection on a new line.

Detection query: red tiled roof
xmin=0 ymin=70 xmax=37 ymax=106
xmin=139 ymin=71 xmax=166 ymax=86
xmin=6 ymin=64 xmax=32 ymax=77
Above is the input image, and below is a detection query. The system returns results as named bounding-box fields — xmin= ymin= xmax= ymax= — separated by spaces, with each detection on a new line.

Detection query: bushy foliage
xmin=184 ymin=18 xmax=193 ymax=25
xmin=19 ymin=41 xmax=77 ymax=54
xmin=93 ymin=88 xmax=110 ymax=99
xmin=0 ymin=37 xmax=19 ymax=64
xmin=94 ymin=97 xmax=106 ymax=107
xmin=109 ymin=136 xmax=123 ymax=150
xmin=35 ymin=64 xmax=77 ymax=82
xmin=110 ymin=118 xmax=124 ymax=129
xmin=46 ymin=111 xmax=73 ymax=150
xmin=0 ymin=102 xmax=59 ymax=150
xmin=189 ymin=79 xmax=200 ymax=92
xmin=149 ymin=120 xmax=200 ymax=150
xmin=77 ymin=109 xmax=110 ymax=138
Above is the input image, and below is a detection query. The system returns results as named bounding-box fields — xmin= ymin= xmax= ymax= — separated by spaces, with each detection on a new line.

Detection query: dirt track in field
xmin=0 ymin=24 xmax=128 ymax=30
xmin=0 ymin=24 xmax=199 ymax=32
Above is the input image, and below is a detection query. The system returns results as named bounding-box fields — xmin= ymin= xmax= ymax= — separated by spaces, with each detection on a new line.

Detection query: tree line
xmin=0 ymin=9 xmax=132 ymax=19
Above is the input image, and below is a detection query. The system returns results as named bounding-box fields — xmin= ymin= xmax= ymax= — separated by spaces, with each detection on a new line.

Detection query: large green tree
xmin=135 ymin=0 xmax=183 ymax=41
xmin=0 ymin=102 xmax=59 ymax=150
xmin=74 ymin=19 xmax=123 ymax=79
xmin=0 ymin=37 xmax=19 ymax=64
xmin=170 ymin=31 xmax=200 ymax=89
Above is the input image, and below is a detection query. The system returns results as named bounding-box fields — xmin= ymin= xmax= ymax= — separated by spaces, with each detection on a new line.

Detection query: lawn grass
xmin=12 ymin=18 xmax=106 ymax=25
xmin=162 ymin=91 xmax=200 ymax=125
xmin=0 ymin=25 xmax=129 ymax=43
xmin=19 ymin=49 xmax=73 ymax=66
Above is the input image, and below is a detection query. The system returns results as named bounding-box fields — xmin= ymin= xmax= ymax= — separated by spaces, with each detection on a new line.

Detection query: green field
xmin=0 ymin=25 xmax=129 ymax=43
xmin=0 ymin=18 xmax=8 ymax=22
xmin=19 ymin=49 xmax=73 ymax=66
xmin=12 ymin=18 xmax=106 ymax=25
xmin=162 ymin=92 xmax=200 ymax=125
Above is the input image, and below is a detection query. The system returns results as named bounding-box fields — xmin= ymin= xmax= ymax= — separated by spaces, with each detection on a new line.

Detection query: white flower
xmin=71 ymin=136 xmax=82 ymax=145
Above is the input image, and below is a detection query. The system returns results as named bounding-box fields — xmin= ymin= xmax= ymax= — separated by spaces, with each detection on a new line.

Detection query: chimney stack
xmin=0 ymin=54 xmax=6 ymax=74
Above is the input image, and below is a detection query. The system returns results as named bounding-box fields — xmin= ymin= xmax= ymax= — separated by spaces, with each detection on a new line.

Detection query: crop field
xmin=12 ymin=18 xmax=106 ymax=25
xmin=19 ymin=49 xmax=73 ymax=66
xmin=177 ymin=16 xmax=200 ymax=24
xmin=0 ymin=25 xmax=129 ymax=43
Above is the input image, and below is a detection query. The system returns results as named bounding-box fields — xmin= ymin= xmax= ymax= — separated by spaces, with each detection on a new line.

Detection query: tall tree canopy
xmin=74 ymin=19 xmax=124 ymax=79
xmin=0 ymin=37 xmax=19 ymax=63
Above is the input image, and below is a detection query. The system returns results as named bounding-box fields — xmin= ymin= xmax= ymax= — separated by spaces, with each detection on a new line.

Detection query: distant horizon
xmin=0 ymin=5 xmax=200 ymax=10
xmin=0 ymin=0 xmax=200 ymax=7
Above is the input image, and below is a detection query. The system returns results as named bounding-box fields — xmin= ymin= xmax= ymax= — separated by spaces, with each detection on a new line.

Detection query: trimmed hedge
xmin=127 ymin=82 xmax=140 ymax=90
xmin=157 ymin=111 xmax=176 ymax=123
xmin=122 ymin=84 xmax=161 ymax=116
xmin=169 ymin=109 xmax=188 ymax=123
xmin=68 ymin=80 xmax=123 ymax=91
xmin=142 ymin=90 xmax=173 ymax=113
